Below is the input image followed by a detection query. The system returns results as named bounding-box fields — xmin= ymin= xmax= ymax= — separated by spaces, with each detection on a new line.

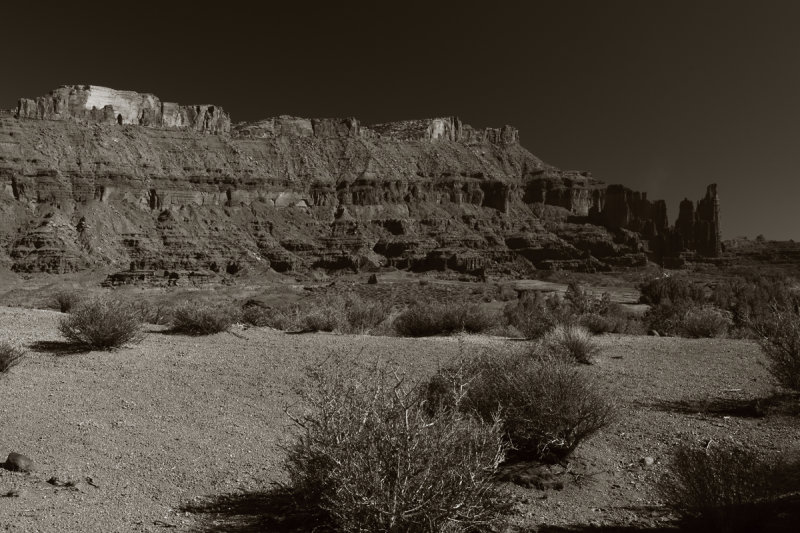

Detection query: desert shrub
xmin=712 ymin=274 xmax=800 ymax=328
xmin=170 ymin=302 xmax=238 ymax=335
xmin=749 ymin=306 xmax=800 ymax=391
xmin=242 ymin=294 xmax=391 ymax=334
xmin=647 ymin=303 xmax=732 ymax=338
xmin=59 ymin=297 xmax=144 ymax=349
xmin=301 ymin=305 xmax=341 ymax=333
xmin=544 ymin=324 xmax=601 ymax=364
xmin=503 ymin=291 xmax=574 ymax=339
xmin=605 ymin=303 xmax=647 ymax=334
xmin=681 ymin=305 xmax=732 ymax=338
xmin=284 ymin=357 xmax=510 ymax=532
xmin=579 ymin=312 xmax=615 ymax=334
xmin=639 ymin=275 xmax=706 ymax=306
xmin=658 ymin=442 xmax=792 ymax=533
xmin=565 ymin=282 xmax=611 ymax=315
xmin=0 ymin=343 xmax=24 ymax=374
xmin=340 ymin=294 xmax=392 ymax=333
xmin=394 ymin=302 xmax=498 ymax=337
xmin=52 ymin=290 xmax=82 ymax=313
xmin=429 ymin=350 xmax=615 ymax=461
xmin=241 ymin=303 xmax=301 ymax=330
xmin=644 ymin=301 xmax=686 ymax=336
xmin=128 ymin=300 xmax=173 ymax=325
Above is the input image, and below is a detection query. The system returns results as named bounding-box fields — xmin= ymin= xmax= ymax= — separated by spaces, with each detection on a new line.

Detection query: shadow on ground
xmin=648 ymin=392 xmax=800 ymax=418
xmin=180 ymin=488 xmax=328 ymax=533
xmin=182 ymin=489 xmax=800 ymax=533
xmin=27 ymin=340 xmax=89 ymax=355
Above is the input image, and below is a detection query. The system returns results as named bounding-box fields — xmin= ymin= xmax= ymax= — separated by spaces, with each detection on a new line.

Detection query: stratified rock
xmin=0 ymin=86 xmax=721 ymax=276
xmin=16 ymin=85 xmax=230 ymax=134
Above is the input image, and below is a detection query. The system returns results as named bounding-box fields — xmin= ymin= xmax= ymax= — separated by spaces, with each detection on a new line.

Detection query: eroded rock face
xmin=0 ymin=86 xmax=721 ymax=275
xmin=16 ymin=85 xmax=230 ymax=134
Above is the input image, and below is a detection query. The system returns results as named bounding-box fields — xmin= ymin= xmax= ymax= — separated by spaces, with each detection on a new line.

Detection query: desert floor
xmin=1 ymin=305 xmax=798 ymax=532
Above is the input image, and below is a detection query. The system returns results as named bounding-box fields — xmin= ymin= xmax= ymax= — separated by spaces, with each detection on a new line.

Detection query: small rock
xmin=641 ymin=456 xmax=655 ymax=467
xmin=2 ymin=453 xmax=34 ymax=473
xmin=367 ymin=273 xmax=378 ymax=284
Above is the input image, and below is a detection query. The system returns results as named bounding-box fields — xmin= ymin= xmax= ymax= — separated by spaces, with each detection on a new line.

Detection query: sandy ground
xmin=0 ymin=306 xmax=798 ymax=532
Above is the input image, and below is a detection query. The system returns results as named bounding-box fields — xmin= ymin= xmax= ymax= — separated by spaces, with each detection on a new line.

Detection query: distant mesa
xmin=0 ymin=85 xmax=720 ymax=276
xmin=15 ymin=85 xmax=230 ymax=134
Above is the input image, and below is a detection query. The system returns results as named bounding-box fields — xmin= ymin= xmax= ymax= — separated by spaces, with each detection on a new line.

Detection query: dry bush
xmin=170 ymin=303 xmax=238 ymax=335
xmin=301 ymin=305 xmax=341 ymax=333
xmin=59 ymin=298 xmax=144 ymax=349
xmin=658 ymin=442 xmax=795 ymax=533
xmin=394 ymin=302 xmax=498 ymax=337
xmin=52 ymin=290 xmax=82 ymax=313
xmin=647 ymin=303 xmax=732 ymax=338
xmin=339 ymin=294 xmax=392 ymax=333
xmin=579 ymin=312 xmax=615 ymax=334
xmin=127 ymin=300 xmax=173 ymax=325
xmin=681 ymin=305 xmax=732 ymax=338
xmin=428 ymin=350 xmax=615 ymax=461
xmin=0 ymin=342 xmax=24 ymax=374
xmin=749 ymin=305 xmax=800 ymax=391
xmin=639 ymin=275 xmax=706 ymax=305
xmin=580 ymin=304 xmax=645 ymax=335
xmin=242 ymin=294 xmax=391 ymax=334
xmin=241 ymin=304 xmax=301 ymax=330
xmin=564 ymin=282 xmax=611 ymax=315
xmin=544 ymin=324 xmax=601 ymax=364
xmin=502 ymin=292 xmax=573 ymax=339
xmin=284 ymin=356 xmax=511 ymax=532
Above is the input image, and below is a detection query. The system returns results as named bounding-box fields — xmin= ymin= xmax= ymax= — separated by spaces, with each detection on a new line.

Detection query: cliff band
xmin=0 ymin=85 xmax=721 ymax=275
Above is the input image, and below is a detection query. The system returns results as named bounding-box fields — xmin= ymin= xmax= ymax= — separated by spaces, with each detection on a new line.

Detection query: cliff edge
xmin=0 ymin=85 xmax=720 ymax=276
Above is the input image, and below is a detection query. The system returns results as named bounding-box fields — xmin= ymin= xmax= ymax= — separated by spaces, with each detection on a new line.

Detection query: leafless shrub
xmin=284 ymin=356 xmax=511 ymax=532
xmin=428 ymin=350 xmax=616 ymax=461
xmin=749 ymin=305 xmax=800 ymax=391
xmin=657 ymin=442 xmax=796 ymax=532
xmin=0 ymin=343 xmax=24 ymax=374
xmin=59 ymin=297 xmax=144 ymax=349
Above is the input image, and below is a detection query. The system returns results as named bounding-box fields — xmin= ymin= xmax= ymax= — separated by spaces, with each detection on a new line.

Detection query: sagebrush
xmin=284 ymin=356 xmax=511 ymax=532
xmin=428 ymin=350 xmax=615 ymax=461
xmin=59 ymin=298 xmax=144 ymax=349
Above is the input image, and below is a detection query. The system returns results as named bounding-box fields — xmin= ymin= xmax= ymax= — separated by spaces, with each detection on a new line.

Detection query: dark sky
xmin=2 ymin=0 xmax=798 ymax=239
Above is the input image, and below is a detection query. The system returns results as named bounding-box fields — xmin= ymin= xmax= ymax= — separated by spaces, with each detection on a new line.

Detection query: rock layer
xmin=0 ymin=86 xmax=721 ymax=275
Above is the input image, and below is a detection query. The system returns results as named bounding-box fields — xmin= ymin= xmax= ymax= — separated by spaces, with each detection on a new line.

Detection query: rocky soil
xmin=1 ymin=304 xmax=797 ymax=532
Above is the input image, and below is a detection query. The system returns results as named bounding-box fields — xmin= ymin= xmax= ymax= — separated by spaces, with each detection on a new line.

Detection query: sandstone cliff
xmin=0 ymin=86 xmax=720 ymax=276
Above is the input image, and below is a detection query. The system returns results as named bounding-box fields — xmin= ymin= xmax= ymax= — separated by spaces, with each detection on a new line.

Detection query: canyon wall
xmin=16 ymin=85 xmax=230 ymax=134
xmin=0 ymin=86 xmax=720 ymax=275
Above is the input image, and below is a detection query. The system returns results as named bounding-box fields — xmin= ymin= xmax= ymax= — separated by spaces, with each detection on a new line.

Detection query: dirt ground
xmin=1 ymin=305 xmax=798 ymax=532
